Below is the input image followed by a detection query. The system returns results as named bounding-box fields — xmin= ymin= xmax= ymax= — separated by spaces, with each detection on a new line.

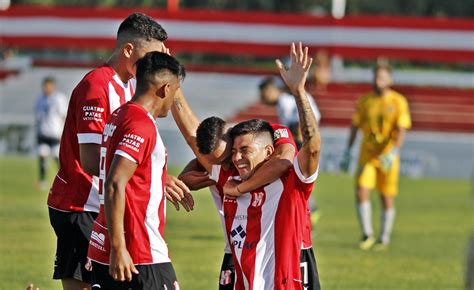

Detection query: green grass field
xmin=0 ymin=156 xmax=472 ymax=290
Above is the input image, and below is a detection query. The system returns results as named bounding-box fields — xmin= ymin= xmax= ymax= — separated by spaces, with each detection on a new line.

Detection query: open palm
xmin=276 ymin=42 xmax=313 ymax=94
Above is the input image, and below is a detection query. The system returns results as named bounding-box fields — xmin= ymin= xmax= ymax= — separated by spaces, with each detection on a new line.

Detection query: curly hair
xmin=196 ymin=117 xmax=227 ymax=155
xmin=117 ymin=12 xmax=168 ymax=43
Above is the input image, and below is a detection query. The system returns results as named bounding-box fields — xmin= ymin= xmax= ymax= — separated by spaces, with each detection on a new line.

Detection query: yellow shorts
xmin=356 ymin=156 xmax=400 ymax=197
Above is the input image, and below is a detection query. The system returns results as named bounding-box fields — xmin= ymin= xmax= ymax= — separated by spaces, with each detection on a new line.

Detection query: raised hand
xmin=276 ymin=42 xmax=313 ymax=95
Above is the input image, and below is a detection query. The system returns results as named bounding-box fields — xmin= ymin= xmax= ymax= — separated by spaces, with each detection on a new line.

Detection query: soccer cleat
xmin=359 ymin=236 xmax=376 ymax=250
xmin=373 ymin=241 xmax=389 ymax=251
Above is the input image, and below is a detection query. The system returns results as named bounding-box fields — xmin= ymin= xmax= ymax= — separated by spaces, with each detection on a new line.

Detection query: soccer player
xmin=340 ymin=62 xmax=412 ymax=250
xmin=47 ymin=13 xmax=168 ymax=290
xmin=87 ymin=51 xmax=186 ymax=289
xmin=34 ymin=76 xmax=68 ymax=190
xmin=220 ymin=42 xmax=319 ymax=289
xmin=210 ymin=42 xmax=320 ymax=289
xmin=169 ymin=55 xmax=319 ymax=288
xmin=189 ymin=117 xmax=320 ymax=290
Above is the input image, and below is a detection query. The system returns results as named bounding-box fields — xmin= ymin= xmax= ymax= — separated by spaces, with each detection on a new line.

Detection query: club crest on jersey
xmin=274 ymin=128 xmax=289 ymax=139
xmin=103 ymin=123 xmax=117 ymax=142
xmin=89 ymin=230 xmax=106 ymax=251
xmin=220 ymin=270 xmax=232 ymax=285
xmin=251 ymin=192 xmax=264 ymax=207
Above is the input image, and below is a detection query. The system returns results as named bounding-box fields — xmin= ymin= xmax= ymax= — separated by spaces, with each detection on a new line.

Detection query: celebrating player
xmin=168 ymin=46 xmax=319 ymax=288
xmin=47 ymin=13 xmax=168 ymax=290
xmin=87 ymin=51 xmax=187 ymax=289
xmin=340 ymin=62 xmax=412 ymax=250
xmin=218 ymin=42 xmax=320 ymax=289
xmin=197 ymin=42 xmax=319 ymax=289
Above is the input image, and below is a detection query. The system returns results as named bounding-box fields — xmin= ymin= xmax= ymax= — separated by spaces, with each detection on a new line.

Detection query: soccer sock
xmin=39 ymin=157 xmax=46 ymax=181
xmin=357 ymin=201 xmax=373 ymax=238
xmin=380 ymin=208 xmax=396 ymax=244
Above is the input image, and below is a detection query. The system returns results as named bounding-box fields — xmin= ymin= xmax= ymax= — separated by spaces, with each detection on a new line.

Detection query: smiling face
xmin=231 ymin=132 xmax=274 ymax=180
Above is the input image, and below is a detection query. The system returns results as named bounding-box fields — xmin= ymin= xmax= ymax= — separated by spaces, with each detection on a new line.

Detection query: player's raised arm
xmin=171 ymin=89 xmax=213 ymax=173
xmin=277 ymin=42 xmax=320 ymax=178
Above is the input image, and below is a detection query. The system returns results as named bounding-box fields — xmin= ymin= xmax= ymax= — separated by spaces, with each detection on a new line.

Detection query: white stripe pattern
xmin=146 ymin=124 xmax=170 ymax=263
xmin=1 ymin=17 xmax=472 ymax=51
xmin=253 ymin=180 xmax=284 ymax=288
xmin=231 ymin=192 xmax=252 ymax=289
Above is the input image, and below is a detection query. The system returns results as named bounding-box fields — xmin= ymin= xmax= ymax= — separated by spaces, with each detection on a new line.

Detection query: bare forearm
xmin=171 ymin=90 xmax=213 ymax=172
xmin=239 ymin=144 xmax=294 ymax=192
xmin=294 ymin=88 xmax=320 ymax=150
xmin=104 ymin=182 xmax=126 ymax=250
xmin=171 ymin=89 xmax=200 ymax=145
xmin=178 ymin=159 xmax=204 ymax=178
xmin=239 ymin=158 xmax=292 ymax=192
xmin=347 ymin=125 xmax=358 ymax=150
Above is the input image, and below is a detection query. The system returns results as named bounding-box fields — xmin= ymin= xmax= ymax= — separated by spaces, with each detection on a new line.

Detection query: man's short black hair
xmin=118 ymin=12 xmax=168 ymax=42
xmin=196 ymin=116 xmax=227 ymax=155
xmin=43 ymin=76 xmax=55 ymax=84
xmin=135 ymin=51 xmax=185 ymax=91
xmin=258 ymin=76 xmax=277 ymax=91
xmin=230 ymin=119 xmax=274 ymax=141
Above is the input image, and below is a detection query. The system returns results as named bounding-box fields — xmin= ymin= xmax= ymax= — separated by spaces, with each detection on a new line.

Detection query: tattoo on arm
xmin=295 ymin=92 xmax=319 ymax=142
xmin=174 ymin=97 xmax=183 ymax=111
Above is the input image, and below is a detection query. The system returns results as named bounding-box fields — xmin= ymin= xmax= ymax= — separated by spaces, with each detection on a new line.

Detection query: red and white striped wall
xmin=1 ymin=5 xmax=473 ymax=63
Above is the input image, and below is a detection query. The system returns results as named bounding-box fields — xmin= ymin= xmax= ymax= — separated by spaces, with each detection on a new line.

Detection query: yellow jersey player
xmin=340 ymin=62 xmax=411 ymax=250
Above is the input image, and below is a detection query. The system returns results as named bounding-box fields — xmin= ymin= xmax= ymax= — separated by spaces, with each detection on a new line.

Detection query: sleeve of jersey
xmin=75 ymin=80 xmax=108 ymax=144
xmin=209 ymin=164 xmax=222 ymax=183
xmin=114 ymin=124 xmax=155 ymax=165
xmin=271 ymin=124 xmax=297 ymax=150
xmin=293 ymin=155 xmax=319 ymax=184
xmin=397 ymin=97 xmax=412 ymax=129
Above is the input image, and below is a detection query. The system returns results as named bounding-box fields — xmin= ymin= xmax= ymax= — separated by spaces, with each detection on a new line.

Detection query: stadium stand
xmin=230 ymin=83 xmax=474 ymax=133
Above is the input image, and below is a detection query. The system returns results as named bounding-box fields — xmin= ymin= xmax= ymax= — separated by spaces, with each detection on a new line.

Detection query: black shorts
xmin=49 ymin=208 xmax=97 ymax=282
xmin=219 ymin=253 xmax=235 ymax=290
xmin=37 ymin=135 xmax=60 ymax=147
xmin=300 ymin=247 xmax=321 ymax=290
xmin=91 ymin=261 xmax=179 ymax=290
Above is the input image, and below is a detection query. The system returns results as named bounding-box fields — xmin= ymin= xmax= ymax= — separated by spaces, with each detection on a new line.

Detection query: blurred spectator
xmin=34 ymin=76 xmax=67 ymax=190
xmin=312 ymin=49 xmax=331 ymax=90
xmin=259 ymin=76 xmax=321 ymax=148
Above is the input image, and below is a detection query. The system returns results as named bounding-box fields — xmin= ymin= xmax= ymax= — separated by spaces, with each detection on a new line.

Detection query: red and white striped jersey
xmin=48 ymin=64 xmax=134 ymax=213
xmin=88 ymin=102 xmax=170 ymax=265
xmin=212 ymin=156 xmax=318 ymax=290
xmin=208 ymin=124 xmax=312 ymax=255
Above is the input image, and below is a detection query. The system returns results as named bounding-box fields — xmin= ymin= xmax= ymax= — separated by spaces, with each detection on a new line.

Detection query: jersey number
xmin=300 ymin=261 xmax=308 ymax=285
